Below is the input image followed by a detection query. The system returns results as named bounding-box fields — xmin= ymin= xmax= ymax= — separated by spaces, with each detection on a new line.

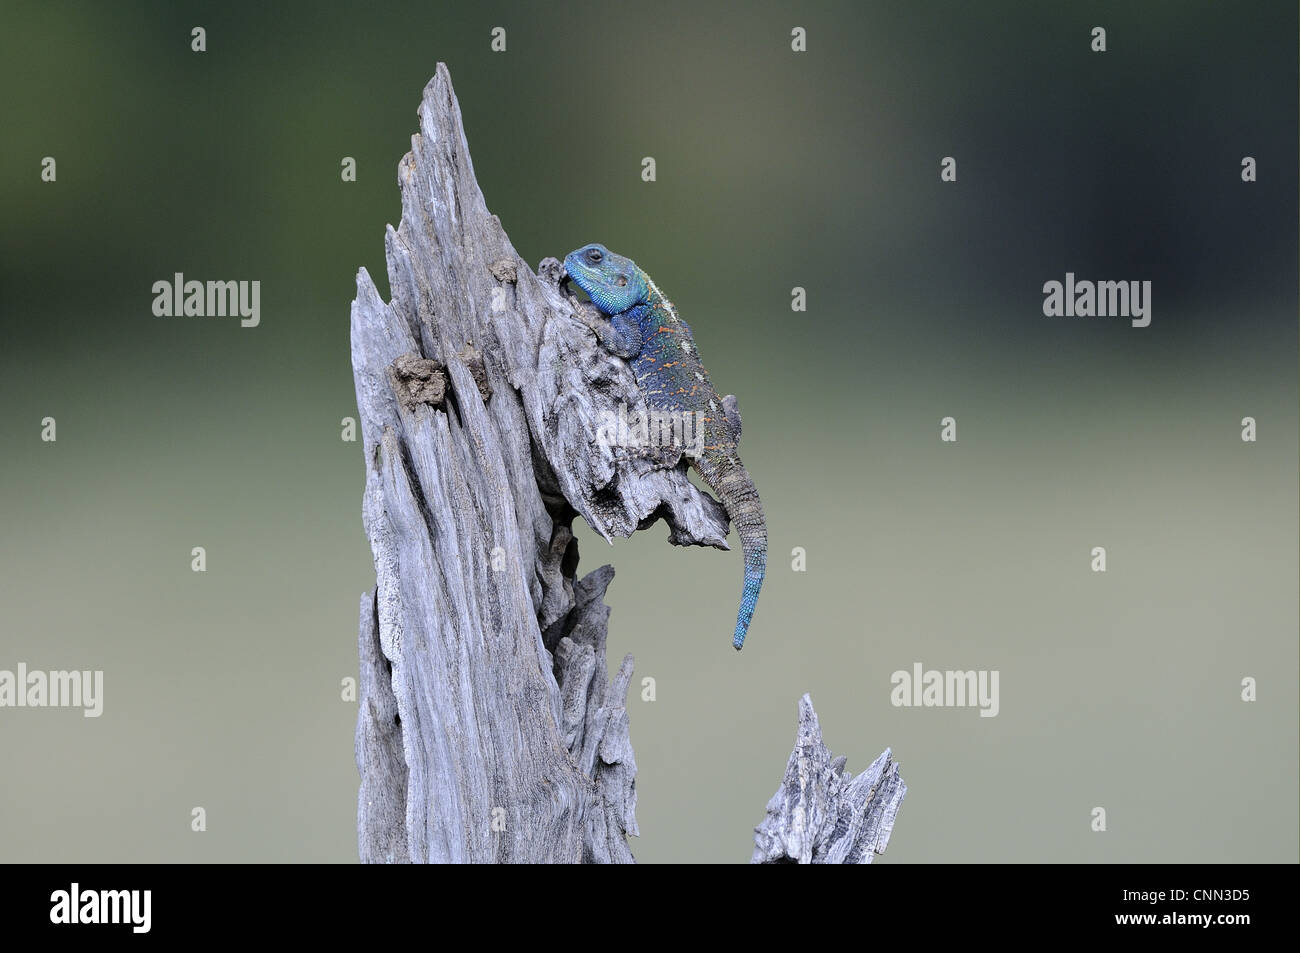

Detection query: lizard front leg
xmin=575 ymin=307 xmax=644 ymax=359
xmin=578 ymin=307 xmax=681 ymax=470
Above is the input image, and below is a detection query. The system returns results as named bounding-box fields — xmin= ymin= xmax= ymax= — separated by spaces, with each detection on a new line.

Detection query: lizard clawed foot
xmin=722 ymin=394 xmax=742 ymax=440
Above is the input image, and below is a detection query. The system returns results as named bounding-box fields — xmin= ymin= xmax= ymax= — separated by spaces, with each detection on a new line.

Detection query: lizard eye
xmin=586 ymin=248 xmax=603 ymax=264
xmin=615 ymin=276 xmax=627 ymax=287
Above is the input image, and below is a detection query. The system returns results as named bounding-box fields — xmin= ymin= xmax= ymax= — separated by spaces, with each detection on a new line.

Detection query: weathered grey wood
xmin=355 ymin=588 xmax=408 ymax=863
xmin=751 ymin=694 xmax=907 ymax=864
xmin=350 ymin=63 xmax=730 ymax=864
xmin=351 ymin=63 xmax=905 ymax=864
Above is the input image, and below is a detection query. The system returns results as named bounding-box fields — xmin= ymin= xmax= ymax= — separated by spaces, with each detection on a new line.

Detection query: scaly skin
xmin=564 ymin=243 xmax=766 ymax=650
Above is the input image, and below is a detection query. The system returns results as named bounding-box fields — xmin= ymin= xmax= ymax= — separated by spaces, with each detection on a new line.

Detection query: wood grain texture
xmin=350 ymin=63 xmax=905 ymax=864
xmin=751 ymin=695 xmax=907 ymax=864
xmin=350 ymin=64 xmax=728 ymax=864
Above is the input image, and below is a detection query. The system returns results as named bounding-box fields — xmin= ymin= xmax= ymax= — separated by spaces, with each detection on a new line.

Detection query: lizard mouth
xmin=559 ymin=272 xmax=591 ymax=305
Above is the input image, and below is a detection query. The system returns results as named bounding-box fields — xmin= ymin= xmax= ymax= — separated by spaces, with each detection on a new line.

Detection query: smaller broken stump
xmin=751 ymin=695 xmax=907 ymax=864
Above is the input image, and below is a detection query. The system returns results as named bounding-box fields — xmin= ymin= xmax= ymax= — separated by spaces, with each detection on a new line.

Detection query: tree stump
xmin=350 ymin=63 xmax=904 ymax=864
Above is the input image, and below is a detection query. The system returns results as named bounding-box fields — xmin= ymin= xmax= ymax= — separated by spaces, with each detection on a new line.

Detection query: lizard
xmin=563 ymin=242 xmax=766 ymax=650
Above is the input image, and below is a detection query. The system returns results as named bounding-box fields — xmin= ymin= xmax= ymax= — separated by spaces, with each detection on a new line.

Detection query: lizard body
xmin=564 ymin=243 xmax=766 ymax=650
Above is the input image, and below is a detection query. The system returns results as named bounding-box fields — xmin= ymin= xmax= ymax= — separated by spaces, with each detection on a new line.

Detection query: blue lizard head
xmin=564 ymin=243 xmax=649 ymax=315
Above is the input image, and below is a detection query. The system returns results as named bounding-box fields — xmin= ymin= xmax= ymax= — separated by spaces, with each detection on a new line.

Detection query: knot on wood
xmin=536 ymin=256 xmax=566 ymax=286
xmin=488 ymin=257 xmax=518 ymax=283
xmin=457 ymin=344 xmax=493 ymax=401
xmin=388 ymin=353 xmax=447 ymax=410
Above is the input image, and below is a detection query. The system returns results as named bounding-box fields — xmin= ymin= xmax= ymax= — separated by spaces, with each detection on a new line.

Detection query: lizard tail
xmin=695 ymin=452 xmax=767 ymax=651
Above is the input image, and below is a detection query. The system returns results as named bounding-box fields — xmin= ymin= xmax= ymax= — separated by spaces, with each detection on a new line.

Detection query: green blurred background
xmin=1 ymin=0 xmax=1295 ymax=862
